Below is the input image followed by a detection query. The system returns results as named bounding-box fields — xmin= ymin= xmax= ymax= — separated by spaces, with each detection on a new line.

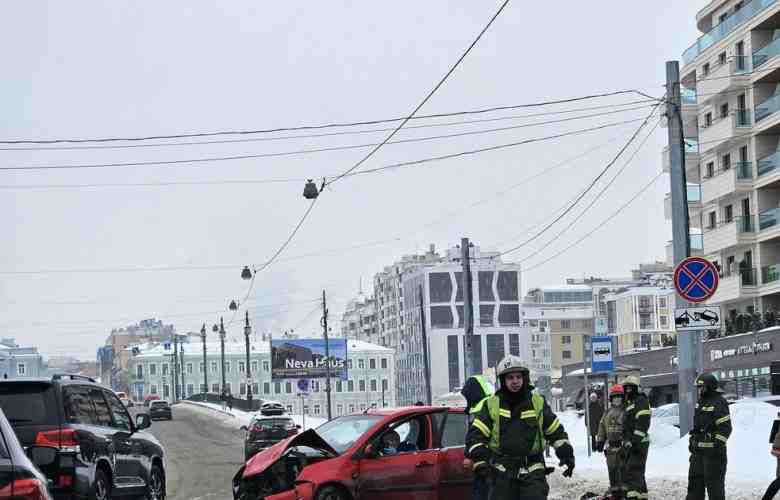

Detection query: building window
xmin=359 ymin=379 xmax=366 ymax=392
xmin=498 ymin=304 xmax=520 ymax=326
xmin=479 ymin=305 xmax=495 ymax=326
xmin=718 ymin=51 xmax=727 ymax=65
xmin=336 ymin=380 xmax=343 ymax=393
xmin=447 ymin=335 xmax=460 ymax=392
xmin=724 ymin=204 xmax=733 ymax=223
xmin=225 ymin=383 xmax=232 ymax=394
xmin=285 ymin=382 xmax=292 ymax=394
xmin=382 ymin=379 xmax=388 ymax=391
xmin=337 ymin=404 xmax=344 ymax=416
xmin=211 ymin=383 xmax=219 ymax=393
xmin=369 ymin=379 xmax=377 ymax=392
xmin=238 ymin=361 xmax=245 ymax=373
xmin=250 ymin=361 xmax=258 ymax=374
xmin=486 ymin=334 xmax=505 ymax=369
xmin=369 ymin=358 xmax=376 ymax=370
xmin=150 ymin=364 xmax=157 ymax=376
xmin=187 ymin=363 xmax=193 ymax=375
xmin=639 ymin=314 xmax=653 ymax=330
xmin=274 ymin=382 xmax=281 ymax=394
xmin=349 ymin=404 xmax=356 ymax=413
xmin=703 ymin=63 xmax=711 ymax=76
xmin=562 ymin=350 xmax=572 ymax=360
xmin=704 ymin=112 xmax=712 ymax=127
xmin=509 ymin=334 xmax=520 ymax=356
xmin=240 ymin=383 xmax=246 ymax=395
xmin=162 ymin=363 xmax=169 ymax=376
xmin=211 ymin=361 xmax=218 ymax=374
xmin=200 ymin=384 xmax=207 ymax=393
xmin=17 ymin=363 xmax=25 ymax=376
xmin=252 ymin=383 xmax=259 ymax=395
xmin=224 ymin=362 xmax=231 ymax=374
xmin=286 ymin=405 xmax=293 ymax=413
xmin=722 ymin=153 xmax=731 ymax=171
xmin=708 ymin=211 xmax=717 ymax=229
xmin=263 ymin=382 xmax=270 ymax=394
xmin=562 ymin=335 xmax=572 ymax=345
xmin=358 ymin=359 xmax=365 ymax=370
xmin=561 ymin=320 xmax=572 ymax=330
xmin=312 ymin=380 xmax=320 ymax=392
xmin=348 ymin=380 xmax=354 ymax=392
xmin=660 ymin=316 xmax=669 ymax=328
xmin=136 ymin=365 xmax=144 ymax=378
xmin=429 ymin=273 xmax=453 ymax=303
xmin=431 ymin=306 xmax=454 ymax=329
xmin=659 ymin=297 xmax=667 ymax=309
xmin=263 ymin=361 xmax=269 ymax=372
xmin=706 ymin=161 xmax=715 ymax=178
xmin=151 ymin=385 xmax=158 ymax=395
xmin=348 ymin=359 xmax=353 ymax=370
xmin=381 ymin=358 xmax=388 ymax=370
xmin=479 ymin=272 xmax=496 ymax=301
xmin=314 ymin=405 xmax=321 ymax=416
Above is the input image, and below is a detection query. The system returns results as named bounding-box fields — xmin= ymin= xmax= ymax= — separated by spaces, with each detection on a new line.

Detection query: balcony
xmin=756 ymin=93 xmax=780 ymax=123
xmin=664 ymin=184 xmax=702 ymax=220
xmin=700 ymin=161 xmax=754 ymax=204
xmin=699 ymin=110 xmax=752 ymax=153
xmin=754 ymin=36 xmax=780 ymax=70
xmin=698 ymin=58 xmax=751 ymax=104
xmin=661 ymin=139 xmax=700 ymax=175
xmin=760 ymin=207 xmax=780 ymax=230
xmin=702 ymin=216 xmax=756 ymax=253
xmin=683 ymin=0 xmax=778 ymax=65
xmin=708 ymin=268 xmax=759 ymax=304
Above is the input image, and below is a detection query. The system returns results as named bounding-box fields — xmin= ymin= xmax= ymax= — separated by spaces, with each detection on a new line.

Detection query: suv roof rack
xmin=52 ymin=374 xmax=97 ymax=383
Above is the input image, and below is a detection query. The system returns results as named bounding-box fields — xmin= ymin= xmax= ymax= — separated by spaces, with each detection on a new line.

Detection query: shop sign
xmin=710 ymin=342 xmax=772 ymax=362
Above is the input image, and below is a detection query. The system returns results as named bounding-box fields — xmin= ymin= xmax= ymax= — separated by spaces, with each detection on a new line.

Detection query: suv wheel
xmin=94 ymin=469 xmax=111 ymax=500
xmin=146 ymin=464 xmax=165 ymax=500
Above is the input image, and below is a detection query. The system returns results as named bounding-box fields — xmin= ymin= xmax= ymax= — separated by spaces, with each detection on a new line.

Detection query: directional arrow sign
xmin=674 ymin=306 xmax=721 ymax=331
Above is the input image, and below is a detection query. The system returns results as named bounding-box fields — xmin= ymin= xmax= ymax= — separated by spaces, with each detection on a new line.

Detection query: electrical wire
xmin=0 ymin=106 xmax=656 ymax=172
xmin=511 ymin=120 xmax=661 ymax=263
xmin=522 ymin=171 xmax=664 ymax=272
xmin=497 ymin=103 xmax=662 ymax=257
xmin=0 ymin=91 xmax=659 ymax=146
xmin=0 ymin=99 xmax=658 ymax=152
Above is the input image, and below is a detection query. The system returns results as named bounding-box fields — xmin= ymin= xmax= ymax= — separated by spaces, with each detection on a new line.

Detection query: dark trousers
xmin=473 ymin=475 xmax=490 ymax=500
xmin=606 ymin=450 xmax=625 ymax=495
xmin=763 ymin=478 xmax=780 ymax=500
xmin=491 ymin=472 xmax=549 ymax=500
xmin=624 ymin=446 xmax=648 ymax=498
xmin=686 ymin=449 xmax=727 ymax=500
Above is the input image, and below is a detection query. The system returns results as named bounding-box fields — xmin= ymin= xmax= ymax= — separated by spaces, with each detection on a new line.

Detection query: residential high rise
xmin=676 ymin=0 xmax=780 ymax=328
xmin=605 ymin=287 xmax=677 ymax=354
xmin=340 ymin=293 xmax=378 ymax=342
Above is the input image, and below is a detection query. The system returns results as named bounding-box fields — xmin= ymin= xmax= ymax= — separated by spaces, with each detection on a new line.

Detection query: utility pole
xmin=321 ymin=290 xmax=333 ymax=421
xmin=666 ymin=60 xmax=698 ymax=437
xmin=179 ymin=335 xmax=186 ymax=400
xmin=419 ymin=285 xmax=433 ymax=405
xmin=461 ymin=238 xmax=476 ymax=381
xmin=219 ymin=317 xmax=227 ymax=396
xmin=244 ymin=311 xmax=253 ymax=407
xmin=173 ymin=335 xmax=180 ymax=402
xmin=201 ymin=324 xmax=208 ymax=395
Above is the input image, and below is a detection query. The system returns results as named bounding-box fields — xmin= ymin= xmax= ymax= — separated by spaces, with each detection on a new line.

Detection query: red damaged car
xmin=232 ymin=406 xmax=474 ymax=500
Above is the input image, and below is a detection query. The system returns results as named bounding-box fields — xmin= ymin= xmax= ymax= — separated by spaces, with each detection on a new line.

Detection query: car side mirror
xmin=135 ymin=413 xmax=151 ymax=430
xmin=26 ymin=445 xmax=58 ymax=467
xmin=240 ymin=425 xmax=248 ymax=431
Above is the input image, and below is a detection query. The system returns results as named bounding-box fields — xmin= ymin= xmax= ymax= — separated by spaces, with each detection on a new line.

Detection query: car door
xmin=356 ymin=411 xmax=443 ymax=500
xmin=436 ymin=411 xmax=471 ymax=500
xmin=88 ymin=389 xmax=136 ymax=491
xmin=103 ymin=389 xmax=146 ymax=490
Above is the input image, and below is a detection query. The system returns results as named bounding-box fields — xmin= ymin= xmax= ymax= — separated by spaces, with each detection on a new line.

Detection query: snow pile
xmin=553 ymin=401 xmax=778 ymax=496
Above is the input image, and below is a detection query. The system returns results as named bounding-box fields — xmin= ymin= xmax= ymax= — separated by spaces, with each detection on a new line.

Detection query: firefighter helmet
xmin=622 ymin=375 xmax=641 ymax=388
xmin=497 ymin=355 xmax=529 ymax=377
xmin=696 ymin=372 xmax=720 ymax=392
xmin=609 ymin=384 xmax=624 ymax=397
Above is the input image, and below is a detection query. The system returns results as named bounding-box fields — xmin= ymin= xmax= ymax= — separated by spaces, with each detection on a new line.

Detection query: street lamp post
xmin=244 ymin=311 xmax=253 ymax=407
xmin=219 ymin=317 xmax=227 ymax=396
xmin=200 ymin=324 xmax=208 ymax=396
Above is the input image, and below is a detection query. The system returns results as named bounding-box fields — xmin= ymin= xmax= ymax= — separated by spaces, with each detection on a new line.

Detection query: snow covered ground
xmin=553 ymin=401 xmax=778 ymax=498
xmin=181 ymin=400 xmax=327 ymax=431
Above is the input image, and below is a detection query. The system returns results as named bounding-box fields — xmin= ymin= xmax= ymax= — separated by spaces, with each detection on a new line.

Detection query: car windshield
xmin=313 ymin=415 xmax=382 ymax=454
xmin=151 ymin=401 xmax=168 ymax=407
xmin=253 ymin=418 xmax=292 ymax=429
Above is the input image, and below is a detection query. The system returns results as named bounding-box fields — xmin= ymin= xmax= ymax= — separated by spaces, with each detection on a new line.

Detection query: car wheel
xmin=315 ymin=484 xmax=350 ymax=500
xmin=146 ymin=464 xmax=165 ymax=500
xmin=93 ymin=469 xmax=111 ymax=500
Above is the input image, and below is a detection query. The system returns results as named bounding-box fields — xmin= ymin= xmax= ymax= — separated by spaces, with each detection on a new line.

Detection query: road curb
xmin=180 ymin=400 xmax=238 ymax=419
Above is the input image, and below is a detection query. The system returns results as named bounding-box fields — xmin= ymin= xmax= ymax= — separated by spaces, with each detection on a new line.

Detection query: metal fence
xmin=186 ymin=393 xmax=261 ymax=412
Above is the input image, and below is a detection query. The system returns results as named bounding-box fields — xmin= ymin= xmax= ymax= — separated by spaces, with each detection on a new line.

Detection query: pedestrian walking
xmin=621 ymin=375 xmax=651 ymax=500
xmin=227 ymin=391 xmax=234 ymax=411
xmin=762 ymin=412 xmax=780 ymax=500
xmin=466 ymin=355 xmax=575 ymax=500
xmin=589 ymin=392 xmax=605 ymax=452
xmin=595 ymin=384 xmax=627 ymax=498
xmin=686 ymin=373 xmax=731 ymax=500
xmin=462 ymin=374 xmax=495 ymax=500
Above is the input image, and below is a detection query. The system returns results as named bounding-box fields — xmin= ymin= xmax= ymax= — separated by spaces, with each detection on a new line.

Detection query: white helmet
xmin=497 ymin=355 xmax=529 ymax=377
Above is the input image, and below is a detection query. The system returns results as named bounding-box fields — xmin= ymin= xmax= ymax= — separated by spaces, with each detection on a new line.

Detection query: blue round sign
xmin=297 ymin=379 xmax=309 ymax=393
xmin=674 ymin=257 xmax=719 ymax=303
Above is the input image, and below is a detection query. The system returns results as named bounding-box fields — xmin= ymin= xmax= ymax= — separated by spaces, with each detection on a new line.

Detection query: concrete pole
xmin=462 ymin=238 xmax=475 ymax=381
xmin=201 ymin=324 xmax=208 ymax=395
xmin=666 ymin=60 xmax=699 ymax=437
xmin=322 ymin=290 xmax=333 ymax=421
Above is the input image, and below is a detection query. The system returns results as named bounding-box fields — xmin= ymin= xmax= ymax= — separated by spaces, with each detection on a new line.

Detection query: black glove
xmin=594 ymin=441 xmax=604 ymax=453
xmin=474 ymin=461 xmax=492 ymax=478
xmin=555 ymin=443 xmax=575 ymax=478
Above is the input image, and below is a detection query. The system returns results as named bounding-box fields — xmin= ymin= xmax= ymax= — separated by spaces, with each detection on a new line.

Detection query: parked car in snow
xmin=241 ymin=415 xmax=300 ymax=461
xmin=232 ymin=406 xmax=473 ymax=500
xmin=652 ymin=403 xmax=679 ymax=428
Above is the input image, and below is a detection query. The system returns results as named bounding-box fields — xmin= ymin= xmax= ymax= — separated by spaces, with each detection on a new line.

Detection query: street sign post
xmin=297 ymin=379 xmax=310 ymax=393
xmin=674 ymin=257 xmax=719 ymax=303
xmin=674 ymin=306 xmax=721 ymax=331
xmin=591 ymin=336 xmax=614 ymax=374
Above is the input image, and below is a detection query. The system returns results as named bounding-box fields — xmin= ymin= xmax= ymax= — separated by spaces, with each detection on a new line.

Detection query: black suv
xmin=241 ymin=413 xmax=299 ymax=461
xmin=147 ymin=401 xmax=172 ymax=421
xmin=0 ymin=374 xmax=166 ymax=500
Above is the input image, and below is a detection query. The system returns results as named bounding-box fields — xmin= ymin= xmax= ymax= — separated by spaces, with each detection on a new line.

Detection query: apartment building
xmin=127 ymin=338 xmax=396 ymax=415
xmin=522 ymin=286 xmax=594 ymax=381
xmin=676 ymin=0 xmax=780 ymax=326
xmin=605 ymin=287 xmax=677 ymax=354
xmin=340 ymin=293 xmax=378 ymax=343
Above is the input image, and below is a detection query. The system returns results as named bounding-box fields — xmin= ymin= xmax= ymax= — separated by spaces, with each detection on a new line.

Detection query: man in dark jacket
xmin=687 ymin=372 xmax=732 ymax=500
xmin=462 ymin=374 xmax=494 ymax=500
xmin=588 ymin=392 xmax=604 ymax=452
xmin=622 ymin=376 xmax=651 ymax=500
xmin=466 ymin=355 xmax=575 ymax=500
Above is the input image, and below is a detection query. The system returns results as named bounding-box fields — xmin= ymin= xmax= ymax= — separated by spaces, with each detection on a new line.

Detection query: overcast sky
xmin=1 ymin=1 xmax=707 ymax=358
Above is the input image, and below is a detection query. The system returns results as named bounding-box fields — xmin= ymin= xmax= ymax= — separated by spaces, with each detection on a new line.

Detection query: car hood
xmin=243 ymin=429 xmax=337 ymax=478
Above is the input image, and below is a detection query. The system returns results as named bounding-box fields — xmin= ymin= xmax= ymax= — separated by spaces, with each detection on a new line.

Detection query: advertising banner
xmin=271 ymin=339 xmax=348 ymax=380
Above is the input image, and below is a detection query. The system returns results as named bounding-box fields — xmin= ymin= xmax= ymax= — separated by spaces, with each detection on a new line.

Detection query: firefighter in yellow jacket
xmin=621 ymin=376 xmax=651 ymax=499
xmin=686 ymin=373 xmax=732 ymax=500
xmin=595 ymin=384 xmax=627 ymax=497
xmin=465 ymin=355 xmax=575 ymax=500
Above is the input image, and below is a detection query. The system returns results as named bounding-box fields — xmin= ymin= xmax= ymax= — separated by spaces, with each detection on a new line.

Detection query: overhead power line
xmin=0 ymin=91 xmax=657 ymax=146
xmin=0 ymin=106 xmax=655 ymax=172
xmin=0 ymin=98 xmax=658 ymax=152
